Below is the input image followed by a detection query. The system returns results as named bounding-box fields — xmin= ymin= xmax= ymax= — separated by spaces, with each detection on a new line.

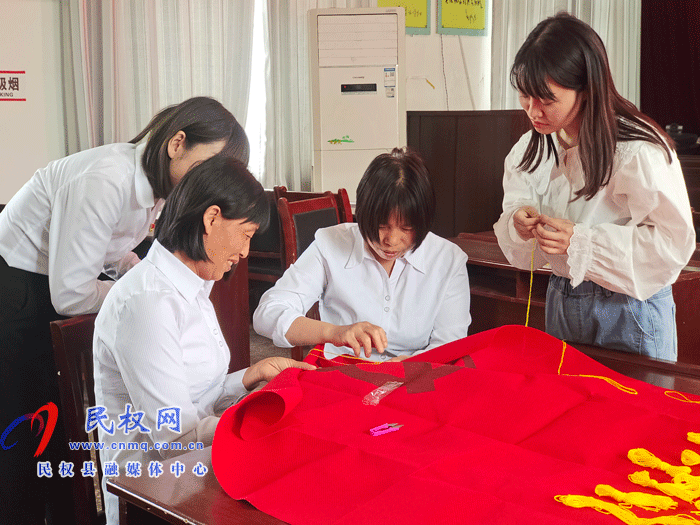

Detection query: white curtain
xmin=491 ymin=0 xmax=641 ymax=110
xmin=262 ymin=0 xmax=374 ymax=191
xmin=587 ymin=1 xmax=641 ymax=107
xmin=60 ymin=0 xmax=255 ymax=153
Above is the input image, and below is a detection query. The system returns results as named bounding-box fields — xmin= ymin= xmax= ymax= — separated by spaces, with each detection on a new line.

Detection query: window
xmin=245 ymin=0 xmax=267 ymax=181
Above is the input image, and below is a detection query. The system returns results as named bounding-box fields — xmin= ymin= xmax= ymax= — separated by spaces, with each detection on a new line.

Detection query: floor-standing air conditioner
xmin=309 ymin=7 xmax=406 ymax=202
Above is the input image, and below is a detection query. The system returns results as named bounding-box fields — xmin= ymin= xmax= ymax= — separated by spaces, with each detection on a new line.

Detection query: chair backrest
xmin=277 ymin=195 xmax=338 ymax=360
xmin=247 ymin=190 xmax=284 ymax=283
xmin=249 ymin=190 xmax=281 ymax=256
xmin=274 ymin=186 xmax=353 ymax=224
xmin=49 ymin=313 xmax=104 ymax=525
xmin=278 ymin=193 xmax=340 ymax=270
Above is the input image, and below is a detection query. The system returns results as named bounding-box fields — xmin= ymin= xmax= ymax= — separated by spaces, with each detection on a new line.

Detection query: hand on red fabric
xmin=534 ymin=214 xmax=575 ymax=254
xmin=326 ymin=322 xmax=388 ymax=358
xmin=242 ymin=356 xmax=316 ymax=390
xmin=513 ymin=206 xmax=541 ymax=240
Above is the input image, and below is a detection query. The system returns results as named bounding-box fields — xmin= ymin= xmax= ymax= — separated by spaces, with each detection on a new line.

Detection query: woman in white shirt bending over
xmin=94 ymin=155 xmax=314 ymax=525
xmin=254 ymin=147 xmax=471 ymax=362
xmin=494 ymin=12 xmax=695 ymax=361
xmin=0 ymin=96 xmax=247 ymax=525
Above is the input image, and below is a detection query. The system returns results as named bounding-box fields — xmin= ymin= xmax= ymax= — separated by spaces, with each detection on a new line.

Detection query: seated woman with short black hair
xmin=93 ymin=155 xmax=314 ymax=525
xmin=254 ymin=147 xmax=471 ymax=361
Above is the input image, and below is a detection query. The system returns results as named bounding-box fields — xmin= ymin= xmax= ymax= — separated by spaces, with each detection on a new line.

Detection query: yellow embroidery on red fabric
xmin=628 ymin=449 xmax=693 ymax=478
xmin=555 ymin=494 xmax=700 ymax=524
xmin=557 ymin=428 xmax=700 ymax=522
xmin=557 ymin=341 xmax=638 ymax=395
xmin=594 ymin=484 xmax=678 ymax=512
xmin=666 ymin=392 xmax=700 ymax=404
xmin=628 ymin=471 xmax=700 ymax=507
xmin=682 ymin=451 xmax=700 ymax=467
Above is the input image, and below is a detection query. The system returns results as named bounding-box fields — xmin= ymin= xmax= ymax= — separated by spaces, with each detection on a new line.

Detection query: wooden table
xmin=107 ymin=344 xmax=700 ymax=525
xmin=106 ymin=447 xmax=285 ymax=525
xmin=451 ymin=232 xmax=700 ymax=365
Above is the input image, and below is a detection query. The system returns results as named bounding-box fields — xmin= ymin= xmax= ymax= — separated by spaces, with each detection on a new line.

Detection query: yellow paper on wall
xmin=378 ymin=0 xmax=428 ymax=29
xmin=441 ymin=0 xmax=485 ymax=30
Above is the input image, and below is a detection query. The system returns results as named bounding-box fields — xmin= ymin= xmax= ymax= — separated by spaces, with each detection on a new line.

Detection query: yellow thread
xmin=595 ymin=484 xmax=678 ymax=512
xmin=689 ymin=433 xmax=700 ymax=445
xmin=667 ymin=392 xmax=700 ymax=404
xmin=674 ymin=473 xmax=700 ymax=490
xmin=556 ymin=494 xmax=700 ymax=524
xmin=557 ymin=341 xmax=638 ymax=394
xmin=525 ymin=240 xmax=535 ymax=327
xmin=628 ymin=471 xmax=700 ymax=505
xmin=557 ymin=341 xmax=567 ymax=374
xmin=574 ymin=375 xmax=638 ymax=394
xmin=628 ymin=449 xmax=692 ymax=478
xmin=682 ymin=450 xmax=700 ymax=466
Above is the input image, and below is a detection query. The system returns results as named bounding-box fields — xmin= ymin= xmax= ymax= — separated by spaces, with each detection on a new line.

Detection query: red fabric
xmin=213 ymin=326 xmax=700 ymax=524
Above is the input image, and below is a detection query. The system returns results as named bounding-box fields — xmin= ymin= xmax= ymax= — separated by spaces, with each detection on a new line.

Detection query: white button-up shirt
xmin=253 ymin=223 xmax=471 ymax=360
xmin=0 ymin=143 xmax=163 ymax=315
xmin=94 ymin=239 xmax=247 ymax=524
xmin=494 ymin=131 xmax=695 ymax=301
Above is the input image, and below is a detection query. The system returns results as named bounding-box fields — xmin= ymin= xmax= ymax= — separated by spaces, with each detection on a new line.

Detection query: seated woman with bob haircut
xmin=254 ymin=147 xmax=471 ymax=361
xmin=93 ymin=155 xmax=314 ymax=525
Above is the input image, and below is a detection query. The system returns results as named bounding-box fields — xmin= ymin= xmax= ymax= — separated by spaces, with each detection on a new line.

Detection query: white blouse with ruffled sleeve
xmin=494 ymin=131 xmax=695 ymax=301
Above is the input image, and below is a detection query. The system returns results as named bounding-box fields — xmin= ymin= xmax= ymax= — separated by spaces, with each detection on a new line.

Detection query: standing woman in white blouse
xmin=494 ymin=13 xmax=695 ymax=360
xmin=0 ymin=96 xmax=247 ymax=525
xmin=254 ymin=148 xmax=471 ymax=362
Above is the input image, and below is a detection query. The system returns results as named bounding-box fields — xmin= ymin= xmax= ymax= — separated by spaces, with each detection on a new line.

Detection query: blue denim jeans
xmin=545 ymin=275 xmax=677 ymax=361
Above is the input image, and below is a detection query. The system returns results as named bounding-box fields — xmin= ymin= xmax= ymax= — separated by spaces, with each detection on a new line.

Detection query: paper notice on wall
xmin=0 ymin=71 xmax=26 ymax=101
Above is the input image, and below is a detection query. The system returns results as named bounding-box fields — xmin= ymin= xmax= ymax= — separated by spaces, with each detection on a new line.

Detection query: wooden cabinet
xmin=408 ymin=111 xmax=700 ymax=239
xmin=407 ymin=110 xmax=529 ymax=238
xmin=452 ymin=233 xmax=700 ymax=366
xmin=680 ymin=155 xmax=700 ymax=224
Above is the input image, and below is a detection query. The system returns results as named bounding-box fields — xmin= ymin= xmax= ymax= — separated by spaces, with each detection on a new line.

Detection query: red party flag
xmin=213 ymin=325 xmax=700 ymax=524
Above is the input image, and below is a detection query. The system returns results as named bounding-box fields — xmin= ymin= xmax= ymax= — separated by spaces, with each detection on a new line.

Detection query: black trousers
xmin=0 ymin=255 xmax=76 ymax=525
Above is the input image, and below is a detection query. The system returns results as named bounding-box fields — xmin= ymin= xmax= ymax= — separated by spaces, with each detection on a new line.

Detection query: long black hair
xmin=130 ymin=97 xmax=249 ymax=199
xmin=511 ymin=12 xmax=673 ymax=200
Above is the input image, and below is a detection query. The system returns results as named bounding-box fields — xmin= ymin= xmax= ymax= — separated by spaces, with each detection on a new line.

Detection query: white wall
xmin=405 ymin=0 xmax=491 ymax=111
xmin=0 ymin=0 xmax=65 ymax=204
xmin=0 ymin=0 xmax=489 ymax=205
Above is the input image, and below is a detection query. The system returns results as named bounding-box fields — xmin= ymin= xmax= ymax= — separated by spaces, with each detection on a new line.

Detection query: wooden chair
xmin=248 ymin=190 xmax=284 ymax=284
xmin=247 ymin=190 xmax=285 ymax=316
xmin=50 ymin=313 xmax=105 ymax=525
xmin=210 ymin=258 xmax=251 ymax=373
xmin=278 ymin=193 xmax=340 ymax=271
xmin=277 ymin=194 xmax=341 ymax=360
xmin=274 ymin=186 xmax=353 ymax=224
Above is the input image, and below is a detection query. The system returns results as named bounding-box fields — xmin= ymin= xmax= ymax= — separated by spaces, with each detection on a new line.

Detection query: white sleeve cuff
xmin=213 ymin=369 xmax=250 ymax=415
xmin=506 ymin=209 xmax=530 ymax=246
xmin=567 ymin=224 xmax=593 ymax=288
xmin=276 ymin=313 xmax=307 ymax=348
xmin=103 ymin=251 xmax=141 ymax=280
